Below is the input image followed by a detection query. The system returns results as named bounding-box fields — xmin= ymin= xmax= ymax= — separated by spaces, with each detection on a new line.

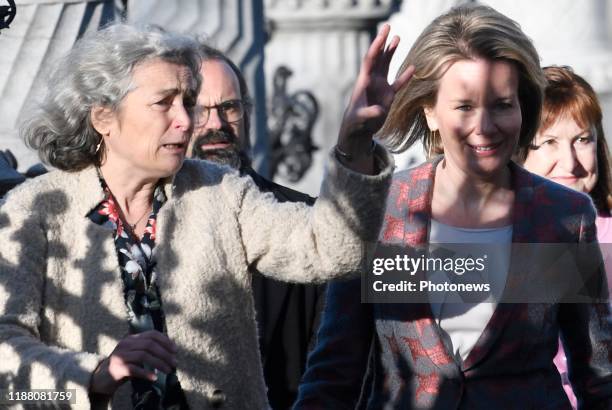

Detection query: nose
xmin=205 ymin=107 xmax=224 ymax=130
xmin=474 ymin=109 xmax=496 ymax=136
xmin=557 ymin=141 xmax=579 ymax=173
xmin=174 ymin=103 xmax=192 ymax=131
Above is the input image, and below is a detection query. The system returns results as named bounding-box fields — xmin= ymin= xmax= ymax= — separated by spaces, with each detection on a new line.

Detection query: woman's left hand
xmin=337 ymin=24 xmax=414 ymax=174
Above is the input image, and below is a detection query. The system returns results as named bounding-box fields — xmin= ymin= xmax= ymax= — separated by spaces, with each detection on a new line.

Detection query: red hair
xmin=519 ymin=66 xmax=611 ymax=213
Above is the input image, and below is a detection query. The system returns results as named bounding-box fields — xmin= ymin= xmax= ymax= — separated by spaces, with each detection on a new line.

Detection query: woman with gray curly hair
xmin=0 ymin=22 xmax=409 ymax=409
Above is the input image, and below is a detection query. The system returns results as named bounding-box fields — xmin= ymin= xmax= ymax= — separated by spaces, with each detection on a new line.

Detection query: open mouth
xmin=468 ymin=141 xmax=503 ymax=154
xmin=162 ymin=142 xmax=187 ymax=150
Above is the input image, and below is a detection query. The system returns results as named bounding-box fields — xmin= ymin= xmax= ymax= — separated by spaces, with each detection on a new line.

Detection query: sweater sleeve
xmin=0 ymin=193 xmax=105 ymax=409
xmin=234 ymin=146 xmax=393 ymax=284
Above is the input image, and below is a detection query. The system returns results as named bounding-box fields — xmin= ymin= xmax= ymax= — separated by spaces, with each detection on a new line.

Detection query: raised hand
xmin=336 ymin=24 xmax=414 ymax=174
xmin=90 ymin=330 xmax=178 ymax=395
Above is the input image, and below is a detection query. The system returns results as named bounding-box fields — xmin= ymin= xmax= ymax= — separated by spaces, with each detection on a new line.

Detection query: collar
xmin=397 ymin=156 xmax=536 ymax=246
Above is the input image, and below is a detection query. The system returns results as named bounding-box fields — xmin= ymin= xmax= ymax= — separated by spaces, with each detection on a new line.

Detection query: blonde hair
xmin=380 ymin=4 xmax=546 ymax=157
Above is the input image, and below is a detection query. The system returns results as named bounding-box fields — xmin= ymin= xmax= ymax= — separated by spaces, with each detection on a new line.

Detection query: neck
xmin=99 ymin=160 xmax=158 ymax=214
xmin=437 ymin=158 xmax=511 ymax=201
xmin=431 ymin=158 xmax=514 ymax=228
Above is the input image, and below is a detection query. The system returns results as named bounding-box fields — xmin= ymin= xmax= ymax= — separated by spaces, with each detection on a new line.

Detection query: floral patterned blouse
xmin=88 ymin=175 xmax=188 ymax=409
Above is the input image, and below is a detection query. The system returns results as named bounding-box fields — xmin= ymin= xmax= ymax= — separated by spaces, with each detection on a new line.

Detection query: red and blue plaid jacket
xmin=295 ymin=157 xmax=612 ymax=410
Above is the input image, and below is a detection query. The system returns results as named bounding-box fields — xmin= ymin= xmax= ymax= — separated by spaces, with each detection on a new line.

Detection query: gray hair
xmin=22 ymin=23 xmax=202 ymax=171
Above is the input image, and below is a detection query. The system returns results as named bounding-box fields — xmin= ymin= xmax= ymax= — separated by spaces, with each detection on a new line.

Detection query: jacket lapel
xmin=391 ymin=156 xmax=458 ymax=370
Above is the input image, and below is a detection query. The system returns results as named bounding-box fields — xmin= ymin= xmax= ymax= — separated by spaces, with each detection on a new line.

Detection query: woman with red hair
xmin=521 ymin=65 xmax=612 ymax=409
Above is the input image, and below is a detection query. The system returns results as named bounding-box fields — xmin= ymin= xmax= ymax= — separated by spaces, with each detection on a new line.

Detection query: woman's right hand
xmin=89 ymin=330 xmax=178 ymax=395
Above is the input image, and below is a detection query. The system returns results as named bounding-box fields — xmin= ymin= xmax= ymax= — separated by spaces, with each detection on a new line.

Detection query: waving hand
xmin=336 ymin=24 xmax=414 ymax=174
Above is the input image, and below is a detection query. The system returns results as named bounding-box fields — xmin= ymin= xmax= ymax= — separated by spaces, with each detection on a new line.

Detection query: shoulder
xmin=242 ymin=167 xmax=315 ymax=205
xmin=0 ymin=168 xmax=93 ymax=234
xmin=173 ymin=159 xmax=260 ymax=207
xmin=174 ymin=159 xmax=247 ymax=194
xmin=175 ymin=159 xmax=235 ymax=185
xmin=2 ymin=169 xmax=82 ymax=213
xmin=512 ymin=163 xmax=597 ymax=240
xmin=514 ymin=163 xmax=595 ymax=216
xmin=392 ymin=156 xmax=439 ymax=187
xmin=388 ymin=158 xmax=438 ymax=204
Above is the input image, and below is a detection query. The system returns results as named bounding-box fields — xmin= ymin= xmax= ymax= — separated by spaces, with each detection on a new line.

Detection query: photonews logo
xmin=0 ymin=0 xmax=16 ymax=33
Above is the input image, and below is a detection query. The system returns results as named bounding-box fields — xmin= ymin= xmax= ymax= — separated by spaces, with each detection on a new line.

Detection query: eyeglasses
xmin=194 ymin=99 xmax=245 ymax=126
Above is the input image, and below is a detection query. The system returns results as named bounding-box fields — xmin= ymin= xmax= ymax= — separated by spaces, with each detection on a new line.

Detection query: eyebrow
xmin=450 ymin=95 xmax=515 ymax=103
xmin=153 ymin=88 xmax=181 ymax=97
xmin=540 ymin=130 xmax=591 ymax=139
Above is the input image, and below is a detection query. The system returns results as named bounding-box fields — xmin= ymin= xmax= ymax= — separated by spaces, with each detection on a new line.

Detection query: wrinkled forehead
xmin=128 ymin=57 xmax=198 ymax=95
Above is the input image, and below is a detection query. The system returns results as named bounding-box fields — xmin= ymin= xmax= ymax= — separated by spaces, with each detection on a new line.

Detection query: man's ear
xmin=90 ymin=105 xmax=115 ymax=136
xmin=423 ymin=106 xmax=439 ymax=132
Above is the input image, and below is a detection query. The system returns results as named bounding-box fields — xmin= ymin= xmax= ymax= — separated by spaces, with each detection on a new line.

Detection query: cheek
xmin=439 ymin=117 xmax=471 ymax=143
xmin=578 ymin=149 xmax=599 ymax=175
xmin=231 ymin=123 xmax=242 ymax=138
xmin=499 ymin=110 xmax=522 ymax=136
xmin=524 ymin=151 xmax=555 ymax=176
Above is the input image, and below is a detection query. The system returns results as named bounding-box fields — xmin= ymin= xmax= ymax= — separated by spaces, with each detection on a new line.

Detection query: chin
xmin=571 ymin=183 xmax=589 ymax=194
xmin=467 ymin=157 xmax=510 ymax=179
xmin=158 ymin=159 xmax=185 ymax=178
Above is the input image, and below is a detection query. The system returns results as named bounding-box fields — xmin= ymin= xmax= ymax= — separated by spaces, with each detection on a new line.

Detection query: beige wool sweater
xmin=0 ymin=151 xmax=392 ymax=409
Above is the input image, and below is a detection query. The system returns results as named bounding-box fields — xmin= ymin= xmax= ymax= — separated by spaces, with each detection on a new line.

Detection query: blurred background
xmin=1 ymin=0 xmax=611 ymax=196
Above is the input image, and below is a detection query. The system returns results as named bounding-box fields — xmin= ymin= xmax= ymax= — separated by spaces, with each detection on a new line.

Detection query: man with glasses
xmin=187 ymin=44 xmax=324 ymax=410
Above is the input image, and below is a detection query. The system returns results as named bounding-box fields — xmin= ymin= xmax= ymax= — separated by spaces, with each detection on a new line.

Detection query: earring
xmin=427 ymin=129 xmax=441 ymax=158
xmin=95 ymin=133 xmax=107 ymax=154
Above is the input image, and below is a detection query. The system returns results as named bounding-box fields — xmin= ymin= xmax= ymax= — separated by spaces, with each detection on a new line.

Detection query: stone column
xmin=127 ymin=0 xmax=270 ymax=175
xmin=264 ymin=0 xmax=400 ymax=195
xmin=0 ymin=0 xmax=119 ymax=169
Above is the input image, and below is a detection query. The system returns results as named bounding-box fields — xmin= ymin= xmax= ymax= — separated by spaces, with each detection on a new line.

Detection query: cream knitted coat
xmin=0 ymin=151 xmax=392 ymax=409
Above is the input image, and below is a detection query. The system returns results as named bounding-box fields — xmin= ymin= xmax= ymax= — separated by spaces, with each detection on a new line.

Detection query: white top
xmin=428 ymin=219 xmax=512 ymax=362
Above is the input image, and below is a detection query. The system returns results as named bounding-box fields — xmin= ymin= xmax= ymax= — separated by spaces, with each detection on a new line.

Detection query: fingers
xmin=392 ymin=65 xmax=415 ymax=92
xmin=358 ymin=105 xmax=387 ymax=122
xmin=121 ymin=350 xmax=174 ymax=374
xmin=134 ymin=338 xmax=176 ymax=369
xmin=108 ymin=356 xmax=157 ymax=381
xmin=125 ymin=364 xmax=157 ymax=382
xmin=380 ymin=35 xmax=400 ymax=70
xmin=341 ymin=23 xmax=407 ymax=144
xmin=362 ymin=24 xmax=391 ymax=74
xmin=135 ymin=330 xmax=178 ymax=354
xmin=107 ymin=331 xmax=178 ymax=383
